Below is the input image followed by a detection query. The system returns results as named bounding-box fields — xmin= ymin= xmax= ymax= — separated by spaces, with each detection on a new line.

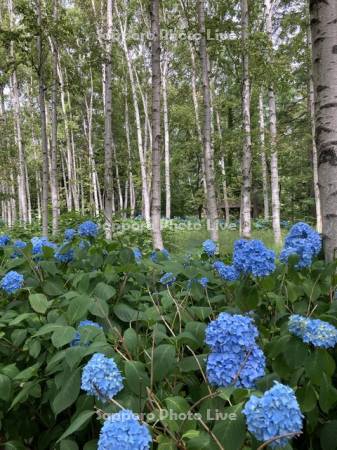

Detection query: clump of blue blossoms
xmin=159 ymin=272 xmax=176 ymax=287
xmin=0 ymin=271 xmax=24 ymax=294
xmin=0 ymin=235 xmax=10 ymax=246
xmin=64 ymin=228 xmax=77 ymax=241
xmin=233 ymin=239 xmax=276 ymax=277
xmin=78 ymin=220 xmax=99 ymax=238
xmin=71 ymin=320 xmax=103 ymax=346
xmin=11 ymin=240 xmax=27 ymax=258
xmin=203 ymin=239 xmax=217 ymax=257
xmin=81 ymin=353 xmax=124 ymax=402
xmin=133 ymin=248 xmax=142 ymax=263
xmin=289 ymin=314 xmax=337 ymax=348
xmin=280 ymin=222 xmax=321 ymax=268
xmin=205 ymin=313 xmax=265 ymax=388
xmin=55 ymin=244 xmax=74 ymax=263
xmin=98 ymin=409 xmax=152 ymax=450
xmin=243 ymin=382 xmax=303 ymax=448
xmin=188 ymin=277 xmax=209 ymax=289
xmin=150 ymin=248 xmax=170 ymax=263
xmin=31 ymin=237 xmax=57 ymax=256
xmin=213 ymin=261 xmax=240 ymax=281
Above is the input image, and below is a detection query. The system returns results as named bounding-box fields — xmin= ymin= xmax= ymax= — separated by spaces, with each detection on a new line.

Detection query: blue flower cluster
xmin=31 ymin=237 xmax=57 ymax=256
xmin=0 ymin=235 xmax=10 ymax=246
xmin=11 ymin=240 xmax=27 ymax=258
xmin=64 ymin=228 xmax=77 ymax=241
xmin=0 ymin=271 xmax=24 ymax=294
xmin=81 ymin=353 xmax=124 ymax=402
xmin=188 ymin=277 xmax=209 ymax=289
xmin=213 ymin=261 xmax=240 ymax=281
xmin=150 ymin=248 xmax=170 ymax=262
xmin=289 ymin=314 xmax=337 ymax=348
xmin=159 ymin=272 xmax=176 ymax=287
xmin=205 ymin=313 xmax=265 ymax=388
xmin=71 ymin=320 xmax=103 ymax=346
xmin=98 ymin=409 xmax=152 ymax=450
xmin=243 ymin=382 xmax=303 ymax=448
xmin=280 ymin=222 xmax=321 ymax=268
xmin=133 ymin=248 xmax=142 ymax=263
xmin=233 ymin=239 xmax=276 ymax=277
xmin=203 ymin=239 xmax=217 ymax=257
xmin=78 ymin=220 xmax=99 ymax=238
xmin=55 ymin=244 xmax=74 ymax=263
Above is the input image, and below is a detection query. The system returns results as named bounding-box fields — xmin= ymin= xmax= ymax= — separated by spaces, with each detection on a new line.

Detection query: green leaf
xmin=113 ymin=303 xmax=144 ymax=322
xmin=319 ymin=373 xmax=337 ymax=413
xmin=212 ymin=404 xmax=246 ymax=450
xmin=57 ymin=410 xmax=96 ymax=442
xmin=67 ymin=295 xmax=91 ymax=324
xmin=52 ymin=367 xmax=82 ymax=416
xmin=320 ymin=421 xmax=337 ymax=450
xmin=93 ymin=282 xmax=116 ymax=301
xmin=51 ymin=326 xmax=76 ymax=348
xmin=125 ymin=361 xmax=150 ymax=397
xmin=152 ymin=344 xmax=176 ymax=382
xmin=123 ymin=328 xmax=139 ymax=355
xmin=0 ymin=374 xmax=11 ymax=401
xmin=60 ymin=440 xmax=79 ymax=450
xmin=29 ymin=293 xmax=50 ymax=314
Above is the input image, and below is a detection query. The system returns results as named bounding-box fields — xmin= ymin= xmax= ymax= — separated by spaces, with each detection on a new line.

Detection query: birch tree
xmin=310 ymin=0 xmax=337 ymax=260
xmin=162 ymin=52 xmax=171 ymax=219
xmin=197 ymin=0 xmax=218 ymax=242
xmin=259 ymin=90 xmax=269 ymax=220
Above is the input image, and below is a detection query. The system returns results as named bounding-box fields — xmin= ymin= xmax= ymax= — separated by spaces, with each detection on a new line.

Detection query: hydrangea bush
xmin=0 ymin=220 xmax=336 ymax=450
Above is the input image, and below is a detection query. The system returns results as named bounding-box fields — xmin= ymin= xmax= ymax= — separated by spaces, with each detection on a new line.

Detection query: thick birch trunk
xmin=259 ymin=90 xmax=270 ymax=220
xmin=150 ymin=0 xmax=164 ymax=249
xmin=197 ymin=0 xmax=219 ymax=242
xmin=310 ymin=0 xmax=337 ymax=260
xmin=241 ymin=0 xmax=252 ymax=237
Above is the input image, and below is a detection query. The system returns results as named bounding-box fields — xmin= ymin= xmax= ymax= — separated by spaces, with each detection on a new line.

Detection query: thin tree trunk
xmin=197 ymin=0 xmax=219 ymax=242
xmin=125 ymin=95 xmax=135 ymax=217
xmin=162 ymin=53 xmax=171 ymax=219
xmin=104 ymin=0 xmax=114 ymax=238
xmin=215 ymin=110 xmax=230 ymax=225
xmin=259 ymin=90 xmax=270 ymax=220
xmin=265 ymin=0 xmax=281 ymax=244
xmin=150 ymin=0 xmax=164 ymax=249
xmin=241 ymin=0 xmax=252 ymax=238
xmin=50 ymin=0 xmax=60 ymax=235
xmin=310 ymin=0 xmax=337 ymax=260
xmin=36 ymin=0 xmax=49 ymax=237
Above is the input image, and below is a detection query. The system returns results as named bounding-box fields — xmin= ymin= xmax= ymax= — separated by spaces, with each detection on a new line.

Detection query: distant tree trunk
xmin=162 ymin=53 xmax=171 ymax=219
xmin=241 ymin=0 xmax=252 ymax=238
xmin=125 ymin=95 xmax=136 ymax=217
xmin=265 ymin=0 xmax=281 ymax=244
xmin=150 ymin=0 xmax=164 ymax=249
xmin=197 ymin=0 xmax=219 ymax=242
xmin=103 ymin=0 xmax=114 ymax=239
xmin=215 ymin=110 xmax=230 ymax=225
xmin=310 ymin=0 xmax=337 ymax=260
xmin=307 ymin=26 xmax=322 ymax=234
xmin=259 ymin=90 xmax=270 ymax=220
xmin=7 ymin=0 xmax=28 ymax=225
xmin=50 ymin=0 xmax=60 ymax=235
xmin=36 ymin=0 xmax=49 ymax=237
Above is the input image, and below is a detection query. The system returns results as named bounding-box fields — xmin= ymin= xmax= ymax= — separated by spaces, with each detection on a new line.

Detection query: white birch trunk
xmin=259 ymin=90 xmax=270 ymax=220
xmin=162 ymin=53 xmax=171 ymax=219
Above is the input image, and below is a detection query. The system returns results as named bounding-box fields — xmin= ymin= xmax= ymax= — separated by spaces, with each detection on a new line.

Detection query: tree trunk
xmin=50 ymin=0 xmax=60 ymax=235
xmin=215 ymin=109 xmax=230 ymax=225
xmin=103 ymin=0 xmax=114 ymax=239
xmin=310 ymin=0 xmax=337 ymax=260
xmin=259 ymin=90 xmax=270 ymax=220
xmin=197 ymin=0 xmax=219 ymax=242
xmin=125 ymin=95 xmax=136 ymax=217
xmin=240 ymin=0 xmax=252 ymax=238
xmin=162 ymin=53 xmax=171 ymax=219
xmin=265 ymin=0 xmax=281 ymax=244
xmin=150 ymin=0 xmax=164 ymax=249
xmin=36 ymin=0 xmax=49 ymax=237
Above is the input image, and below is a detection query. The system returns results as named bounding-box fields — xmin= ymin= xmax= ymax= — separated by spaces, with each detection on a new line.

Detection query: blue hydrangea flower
xmin=0 ymin=235 xmax=10 ymax=246
xmin=289 ymin=314 xmax=337 ymax=348
xmin=203 ymin=239 xmax=217 ymax=257
xmin=0 ymin=271 xmax=24 ymax=294
xmin=206 ymin=344 xmax=265 ymax=388
xmin=280 ymin=222 xmax=321 ymax=268
xmin=55 ymin=244 xmax=74 ymax=263
xmin=11 ymin=240 xmax=27 ymax=258
xmin=78 ymin=220 xmax=99 ymax=238
xmin=71 ymin=320 xmax=103 ymax=346
xmin=198 ymin=277 xmax=209 ymax=288
xmin=98 ymin=409 xmax=152 ymax=450
xmin=243 ymin=382 xmax=303 ymax=448
xmin=133 ymin=248 xmax=142 ymax=263
xmin=213 ymin=261 xmax=240 ymax=281
xmin=233 ymin=239 xmax=276 ymax=277
xmin=64 ymin=228 xmax=77 ymax=241
xmin=159 ymin=272 xmax=176 ymax=287
xmin=205 ymin=312 xmax=259 ymax=353
xmin=31 ymin=237 xmax=57 ymax=256
xmin=81 ymin=353 xmax=123 ymax=402
xmin=150 ymin=248 xmax=170 ymax=262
